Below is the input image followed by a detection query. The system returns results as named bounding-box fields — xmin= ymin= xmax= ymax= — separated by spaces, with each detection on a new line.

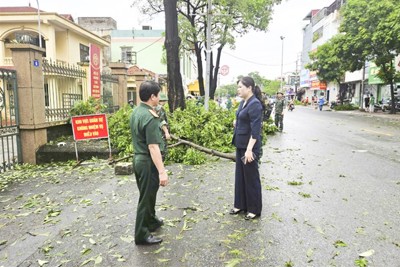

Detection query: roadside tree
xmin=164 ymin=0 xmax=185 ymax=111
xmin=132 ymin=0 xmax=281 ymax=100
xmin=306 ymin=35 xmax=348 ymax=104
xmin=339 ymin=0 xmax=400 ymax=113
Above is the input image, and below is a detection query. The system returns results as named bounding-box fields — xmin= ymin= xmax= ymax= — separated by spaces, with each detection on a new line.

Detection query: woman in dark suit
xmin=230 ymin=76 xmax=263 ymax=220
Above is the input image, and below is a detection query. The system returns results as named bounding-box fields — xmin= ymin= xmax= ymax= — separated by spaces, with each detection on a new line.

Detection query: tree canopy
xmin=306 ymin=35 xmax=347 ymax=85
xmin=132 ymin=0 xmax=281 ymax=101
xmin=339 ymin=0 xmax=400 ymax=113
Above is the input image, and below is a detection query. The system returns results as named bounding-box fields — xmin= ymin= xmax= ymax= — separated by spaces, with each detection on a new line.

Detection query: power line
xmin=222 ymin=50 xmax=296 ymax=67
xmin=136 ymin=37 xmax=164 ymax=53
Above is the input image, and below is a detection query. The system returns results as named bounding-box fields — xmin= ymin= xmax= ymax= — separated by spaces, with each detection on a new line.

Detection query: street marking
xmin=361 ymin=129 xmax=393 ymax=137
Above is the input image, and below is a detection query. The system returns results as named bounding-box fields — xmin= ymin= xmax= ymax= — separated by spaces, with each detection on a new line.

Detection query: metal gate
xmin=0 ymin=68 xmax=21 ymax=173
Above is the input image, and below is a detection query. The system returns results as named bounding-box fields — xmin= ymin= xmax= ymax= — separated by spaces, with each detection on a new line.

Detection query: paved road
xmin=0 ymin=107 xmax=399 ymax=267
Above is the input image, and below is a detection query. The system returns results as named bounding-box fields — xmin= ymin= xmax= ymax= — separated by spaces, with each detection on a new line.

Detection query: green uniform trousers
xmin=275 ymin=113 xmax=284 ymax=131
xmin=134 ymin=155 xmax=162 ymax=242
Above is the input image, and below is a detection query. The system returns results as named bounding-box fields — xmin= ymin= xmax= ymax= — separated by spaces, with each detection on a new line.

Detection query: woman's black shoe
xmin=229 ymin=208 xmax=244 ymax=215
xmin=244 ymin=213 xmax=261 ymax=220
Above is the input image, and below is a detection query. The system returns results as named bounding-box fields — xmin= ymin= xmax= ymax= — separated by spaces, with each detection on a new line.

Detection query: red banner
xmin=71 ymin=114 xmax=109 ymax=141
xmin=311 ymin=80 xmax=327 ymax=90
xmin=90 ymin=44 xmax=101 ymax=98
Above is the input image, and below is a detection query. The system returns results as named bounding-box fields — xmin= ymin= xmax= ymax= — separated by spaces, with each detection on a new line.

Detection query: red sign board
xmin=311 ymin=80 xmax=327 ymax=90
xmin=71 ymin=114 xmax=109 ymax=141
xmin=90 ymin=44 xmax=101 ymax=98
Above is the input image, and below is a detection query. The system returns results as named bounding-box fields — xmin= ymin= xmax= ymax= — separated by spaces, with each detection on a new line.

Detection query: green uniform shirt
xmin=155 ymin=105 xmax=168 ymax=155
xmin=275 ymin=98 xmax=286 ymax=114
xmin=130 ymin=102 xmax=162 ymax=155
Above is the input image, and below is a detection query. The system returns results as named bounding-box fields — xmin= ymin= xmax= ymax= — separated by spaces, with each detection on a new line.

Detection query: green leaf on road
xmin=94 ymin=255 xmax=103 ymax=264
xmin=158 ymin=258 xmax=171 ymax=263
xmin=225 ymin=258 xmax=242 ymax=267
xmin=359 ymin=249 xmax=375 ymax=257
xmin=81 ymin=248 xmax=92 ymax=256
xmin=38 ymin=259 xmax=49 ymax=266
xmin=334 ymin=240 xmax=347 ymax=248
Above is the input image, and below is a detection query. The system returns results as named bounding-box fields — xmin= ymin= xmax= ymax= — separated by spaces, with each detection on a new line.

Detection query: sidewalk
xmin=301 ymin=104 xmax=400 ymax=122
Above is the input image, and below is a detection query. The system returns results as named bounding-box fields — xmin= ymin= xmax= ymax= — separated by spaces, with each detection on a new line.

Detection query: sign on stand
xmin=71 ymin=114 xmax=111 ymax=162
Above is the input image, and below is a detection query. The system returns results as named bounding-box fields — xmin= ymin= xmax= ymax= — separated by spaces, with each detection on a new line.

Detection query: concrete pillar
xmin=7 ymin=44 xmax=47 ymax=164
xmin=109 ymin=62 xmax=128 ymax=107
xmin=134 ymin=74 xmax=146 ymax=106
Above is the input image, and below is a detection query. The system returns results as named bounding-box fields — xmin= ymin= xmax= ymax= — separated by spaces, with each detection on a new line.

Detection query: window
xmin=80 ymin=44 xmax=90 ymax=63
xmin=44 ymin=84 xmax=49 ymax=107
xmin=121 ymin=46 xmax=136 ymax=64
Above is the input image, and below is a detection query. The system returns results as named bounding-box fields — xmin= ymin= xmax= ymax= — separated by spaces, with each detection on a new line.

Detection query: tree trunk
xmin=210 ymin=44 xmax=224 ymax=99
xmin=164 ymin=0 xmax=185 ymax=112
xmin=194 ymin=42 xmax=205 ymax=96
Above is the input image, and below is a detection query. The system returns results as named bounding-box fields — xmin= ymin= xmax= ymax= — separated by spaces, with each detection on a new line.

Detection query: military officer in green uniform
xmin=130 ymin=81 xmax=168 ymax=245
xmin=274 ymin=91 xmax=286 ymax=132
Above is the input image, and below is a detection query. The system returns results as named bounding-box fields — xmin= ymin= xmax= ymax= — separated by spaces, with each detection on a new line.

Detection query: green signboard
xmin=368 ymin=64 xmax=384 ymax=85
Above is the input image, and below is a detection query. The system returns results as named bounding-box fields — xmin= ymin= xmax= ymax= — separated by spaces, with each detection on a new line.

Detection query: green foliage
xmin=293 ymin=99 xmax=302 ymax=105
xmin=355 ymin=258 xmax=368 ymax=267
xmin=108 ymin=105 xmax=134 ymax=156
xmin=169 ymin=100 xmax=235 ymax=153
xmin=216 ymin=84 xmax=237 ymax=97
xmin=106 ymin=99 xmax=277 ymax=164
xmin=182 ymin=148 xmax=207 ymax=165
xmin=339 ymin=0 xmax=400 ymax=112
xmin=306 ymin=35 xmax=347 ymax=84
xmin=69 ymin=97 xmax=107 ymax=117
xmin=333 ymin=103 xmax=358 ymax=111
xmin=166 ymin=100 xmax=277 ymax=164
xmin=263 ymin=80 xmax=281 ymax=96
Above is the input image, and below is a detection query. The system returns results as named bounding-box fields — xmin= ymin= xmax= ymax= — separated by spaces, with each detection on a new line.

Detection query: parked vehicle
xmin=382 ymin=97 xmax=400 ymax=112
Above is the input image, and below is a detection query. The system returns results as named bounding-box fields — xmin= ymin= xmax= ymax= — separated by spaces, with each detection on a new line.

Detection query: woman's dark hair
xmin=238 ymin=76 xmax=266 ymax=111
xmin=139 ymin=81 xmax=161 ymax=101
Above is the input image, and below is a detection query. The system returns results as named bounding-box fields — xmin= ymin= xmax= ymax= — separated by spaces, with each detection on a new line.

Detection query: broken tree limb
xmin=109 ymin=135 xmax=236 ymax=164
xmin=170 ymin=134 xmax=236 ymax=161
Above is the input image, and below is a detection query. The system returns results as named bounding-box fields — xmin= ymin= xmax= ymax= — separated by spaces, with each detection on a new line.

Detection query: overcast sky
xmin=3 ymin=0 xmax=335 ymax=83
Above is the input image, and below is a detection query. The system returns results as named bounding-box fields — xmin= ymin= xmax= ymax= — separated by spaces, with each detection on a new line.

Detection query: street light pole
xmin=36 ymin=0 xmax=42 ymax=48
xmin=280 ymin=36 xmax=285 ymax=91
xmin=205 ymin=0 xmax=212 ymax=110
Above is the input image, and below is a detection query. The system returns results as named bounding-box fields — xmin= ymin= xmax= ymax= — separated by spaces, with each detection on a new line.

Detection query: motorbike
xmin=382 ymin=97 xmax=400 ymax=112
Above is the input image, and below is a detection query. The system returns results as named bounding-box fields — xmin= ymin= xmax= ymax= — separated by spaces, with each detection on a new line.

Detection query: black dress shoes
xmin=244 ymin=212 xmax=261 ymax=220
xmin=135 ymin=234 xmax=163 ymax=245
xmin=229 ymin=208 xmax=245 ymax=215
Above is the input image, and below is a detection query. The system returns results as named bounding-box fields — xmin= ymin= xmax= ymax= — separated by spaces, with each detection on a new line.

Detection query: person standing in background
xmin=318 ymin=95 xmax=325 ymax=111
xmin=364 ymin=94 xmax=370 ymax=112
xmin=274 ymin=91 xmax=286 ymax=132
xmin=369 ymin=94 xmax=375 ymax=113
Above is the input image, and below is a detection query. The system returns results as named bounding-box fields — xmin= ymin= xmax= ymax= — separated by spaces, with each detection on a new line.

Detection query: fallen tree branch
xmin=109 ymin=135 xmax=236 ymax=164
xmin=170 ymin=134 xmax=236 ymax=161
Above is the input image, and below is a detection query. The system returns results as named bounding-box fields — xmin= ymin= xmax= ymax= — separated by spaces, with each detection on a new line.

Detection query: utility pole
xmin=205 ymin=0 xmax=212 ymax=110
xmin=280 ymin=36 xmax=285 ymax=91
xmin=295 ymin=53 xmax=300 ymax=98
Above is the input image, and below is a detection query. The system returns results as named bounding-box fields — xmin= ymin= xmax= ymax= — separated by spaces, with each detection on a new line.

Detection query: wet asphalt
xmin=0 ymin=106 xmax=399 ymax=267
